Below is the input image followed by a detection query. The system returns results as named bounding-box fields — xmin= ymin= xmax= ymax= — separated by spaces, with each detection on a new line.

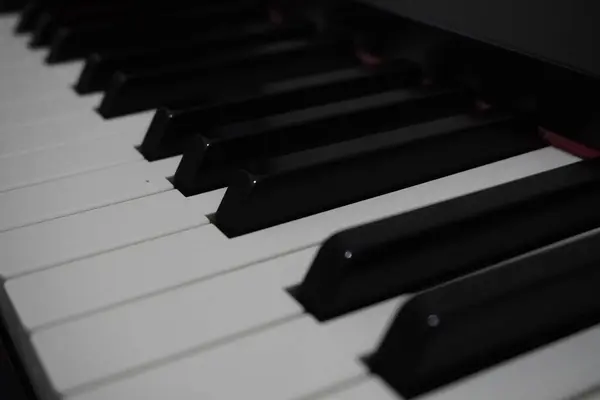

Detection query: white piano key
xmin=0 ymin=159 xmax=174 ymax=232
xmin=414 ymin=323 xmax=600 ymax=400
xmin=0 ymin=15 xmax=17 ymax=35
xmin=6 ymin=147 xmax=579 ymax=330
xmin=58 ymin=296 xmax=399 ymax=398
xmin=66 ymin=317 xmax=364 ymax=400
xmin=0 ymin=110 xmax=153 ymax=158
xmin=0 ymin=190 xmax=213 ymax=279
xmin=29 ymin=248 xmax=315 ymax=391
xmin=0 ymin=62 xmax=84 ymax=101
xmin=0 ymin=93 xmax=101 ymax=129
xmin=316 ymin=378 xmax=400 ymax=400
xmin=319 ymin=298 xmax=404 ymax=357
xmin=0 ymin=130 xmax=143 ymax=192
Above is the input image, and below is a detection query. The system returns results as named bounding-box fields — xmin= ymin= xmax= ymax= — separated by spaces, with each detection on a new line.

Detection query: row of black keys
xmin=10 ymin=2 xmax=600 ymax=398
xmin=13 ymin=0 xmax=547 ymax=238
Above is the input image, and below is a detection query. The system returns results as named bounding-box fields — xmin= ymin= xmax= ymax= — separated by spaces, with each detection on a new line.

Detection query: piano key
xmin=5 ymin=147 xmax=577 ymax=332
xmin=214 ymin=113 xmax=542 ymax=237
xmin=0 ymin=158 xmax=176 ymax=233
xmin=0 ymin=110 xmax=153 ymax=159
xmin=295 ymin=152 xmax=600 ymax=321
xmin=0 ymin=0 xmax=24 ymax=14
xmin=174 ymin=87 xmax=469 ymax=196
xmin=14 ymin=0 xmax=41 ymax=33
xmin=46 ymin=2 xmax=267 ymax=64
xmin=315 ymin=378 xmax=399 ymax=400
xmin=0 ymin=14 xmax=16 ymax=33
xmin=28 ymin=2 xmax=204 ymax=48
xmin=0 ymin=93 xmax=100 ymax=130
xmin=0 ymin=130 xmax=143 ymax=192
xmin=576 ymin=388 xmax=600 ymax=400
xmin=0 ymin=189 xmax=215 ymax=279
xmin=57 ymin=294 xmax=398 ymax=399
xmin=140 ymin=62 xmax=419 ymax=161
xmin=366 ymin=224 xmax=600 ymax=397
xmin=27 ymin=248 xmax=315 ymax=391
xmin=415 ymin=323 xmax=600 ymax=400
xmin=55 ymin=241 xmax=600 ymax=400
xmin=98 ymin=40 xmax=356 ymax=117
xmin=66 ymin=316 xmax=363 ymax=400
xmin=75 ymin=21 xmax=315 ymax=94
xmin=0 ymin=60 xmax=83 ymax=93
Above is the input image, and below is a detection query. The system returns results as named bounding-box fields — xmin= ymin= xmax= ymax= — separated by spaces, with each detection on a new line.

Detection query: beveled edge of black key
xmin=45 ymin=26 xmax=72 ymax=64
xmin=292 ymin=157 xmax=600 ymax=320
xmin=73 ymin=52 xmax=102 ymax=94
xmin=28 ymin=11 xmax=52 ymax=48
xmin=0 ymin=277 xmax=59 ymax=400
xmin=14 ymin=1 xmax=41 ymax=33
xmin=364 ymin=226 xmax=600 ymax=398
xmin=140 ymin=107 xmax=184 ymax=162
xmin=173 ymin=134 xmax=231 ymax=196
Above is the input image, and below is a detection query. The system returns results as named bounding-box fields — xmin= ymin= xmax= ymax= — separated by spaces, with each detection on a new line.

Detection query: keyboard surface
xmin=1 ymin=2 xmax=600 ymax=399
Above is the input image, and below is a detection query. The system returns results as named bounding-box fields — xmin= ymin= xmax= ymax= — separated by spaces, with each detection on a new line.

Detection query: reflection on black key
xmin=214 ymin=113 xmax=543 ymax=237
xmin=140 ymin=61 xmax=420 ymax=160
xmin=367 ymin=226 xmax=600 ymax=398
xmin=292 ymin=157 xmax=600 ymax=321
xmin=174 ymin=87 xmax=469 ymax=196
xmin=98 ymin=40 xmax=356 ymax=117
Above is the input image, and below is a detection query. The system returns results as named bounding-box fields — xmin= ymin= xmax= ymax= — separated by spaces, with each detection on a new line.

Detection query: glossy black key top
xmin=174 ymin=87 xmax=470 ymax=196
xmin=98 ymin=40 xmax=357 ymax=117
xmin=367 ymin=225 xmax=600 ymax=398
xmin=214 ymin=113 xmax=543 ymax=237
xmin=74 ymin=22 xmax=315 ymax=94
xmin=140 ymin=61 xmax=420 ymax=160
xmin=292 ymin=157 xmax=600 ymax=321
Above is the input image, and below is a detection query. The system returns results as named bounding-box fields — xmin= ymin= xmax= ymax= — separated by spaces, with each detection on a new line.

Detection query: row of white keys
xmin=63 ymin=297 xmax=400 ymax=400
xmin=63 ymin=279 xmax=600 ymax=400
xmin=0 ymin=129 xmax=145 ymax=192
xmin=0 ymin=155 xmax=179 ymax=233
xmin=0 ymin=62 xmax=86 ymax=107
xmin=6 ymin=147 xmax=580 ymax=395
xmin=0 ymin=110 xmax=154 ymax=159
xmin=0 ymin=188 xmax=225 ymax=279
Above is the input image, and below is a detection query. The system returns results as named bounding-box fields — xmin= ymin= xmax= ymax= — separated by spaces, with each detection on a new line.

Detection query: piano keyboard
xmin=2 ymin=1 xmax=600 ymax=399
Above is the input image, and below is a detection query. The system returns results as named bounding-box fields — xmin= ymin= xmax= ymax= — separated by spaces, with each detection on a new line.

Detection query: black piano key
xmin=0 ymin=0 xmax=25 ymax=13
xmin=292 ymin=158 xmax=600 ymax=321
xmin=31 ymin=0 xmax=234 ymax=49
xmin=214 ymin=113 xmax=543 ymax=237
xmin=98 ymin=40 xmax=357 ymax=118
xmin=140 ymin=61 xmax=420 ymax=161
xmin=367 ymin=226 xmax=600 ymax=398
xmin=29 ymin=10 xmax=53 ymax=47
xmin=174 ymin=86 xmax=469 ymax=196
xmin=46 ymin=2 xmax=266 ymax=63
xmin=74 ymin=21 xmax=315 ymax=94
xmin=14 ymin=1 xmax=40 ymax=31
